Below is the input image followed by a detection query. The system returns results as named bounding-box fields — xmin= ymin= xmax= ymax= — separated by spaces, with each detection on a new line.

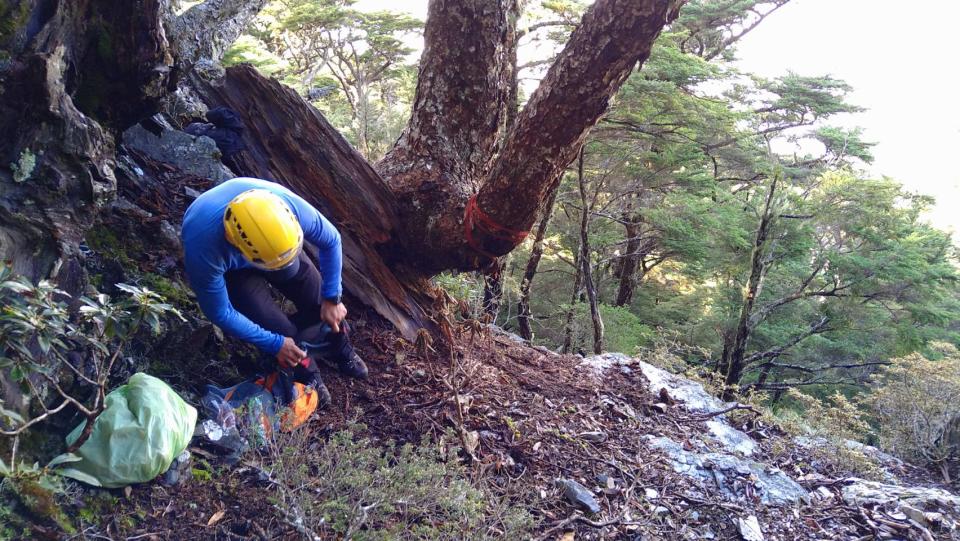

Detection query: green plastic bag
xmin=58 ymin=373 xmax=197 ymax=488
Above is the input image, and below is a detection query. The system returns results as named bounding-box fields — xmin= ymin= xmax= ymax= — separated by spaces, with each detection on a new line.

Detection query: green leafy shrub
xmin=0 ymin=264 xmax=183 ymax=474
xmin=867 ymin=343 xmax=960 ymax=481
xmin=260 ymin=423 xmax=535 ymax=540
xmin=772 ymin=389 xmax=881 ymax=479
xmin=598 ymin=304 xmax=654 ymax=354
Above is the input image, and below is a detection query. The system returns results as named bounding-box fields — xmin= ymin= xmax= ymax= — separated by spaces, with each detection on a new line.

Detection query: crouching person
xmin=180 ymin=177 xmax=368 ymax=407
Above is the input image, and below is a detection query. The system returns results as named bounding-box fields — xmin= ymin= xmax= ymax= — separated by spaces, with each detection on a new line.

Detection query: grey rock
xmin=579 ymin=430 xmax=607 ymax=442
xmin=813 ymin=486 xmax=834 ymax=501
xmin=646 ymin=436 xmax=809 ymax=506
xmin=556 ymin=478 xmax=601 ymax=514
xmin=635 ymin=360 xmax=727 ymax=413
xmin=633 ymin=360 xmax=759 ymax=456
xmin=160 ymin=450 xmax=192 ymax=487
xmin=580 ymin=352 xmax=634 ymax=375
xmin=159 ymin=219 xmax=181 ymax=252
xmin=841 ymin=479 xmax=960 ymax=534
xmin=706 ymin=420 xmax=757 ymax=456
xmin=842 ymin=479 xmax=960 ymax=510
xmin=123 ymin=122 xmax=233 ymax=182
xmin=735 ymin=516 xmax=764 ymax=541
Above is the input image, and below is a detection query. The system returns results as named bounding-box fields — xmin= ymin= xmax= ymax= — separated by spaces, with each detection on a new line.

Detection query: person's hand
xmin=321 ymin=300 xmax=348 ymax=333
xmin=276 ymin=336 xmax=306 ymax=368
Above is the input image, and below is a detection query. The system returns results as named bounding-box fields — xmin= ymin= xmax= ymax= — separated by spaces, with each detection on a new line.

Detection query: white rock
xmin=706 ymin=419 xmax=757 ymax=456
xmin=635 ymin=361 xmax=727 ymax=413
xmin=736 ymin=516 xmax=764 ymax=541
xmin=580 ymin=352 xmax=633 ymax=375
xmin=646 ymin=436 xmax=809 ymax=506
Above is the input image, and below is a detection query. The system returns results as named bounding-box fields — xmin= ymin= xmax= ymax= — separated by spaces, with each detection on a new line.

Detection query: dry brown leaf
xmin=559 ymin=532 xmax=575 ymax=541
xmin=207 ymin=509 xmax=226 ymax=527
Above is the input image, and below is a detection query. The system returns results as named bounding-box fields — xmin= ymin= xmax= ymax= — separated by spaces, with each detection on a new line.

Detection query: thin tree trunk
xmin=517 ymin=188 xmax=559 ymax=340
xmin=481 ymin=259 xmax=505 ymax=321
xmin=719 ymin=176 xmax=780 ymax=396
xmin=561 ymin=250 xmax=584 ymax=355
xmin=614 ymin=218 xmax=642 ymax=306
xmin=577 ymin=151 xmax=604 ymax=354
xmin=754 ymin=362 xmax=774 ymax=390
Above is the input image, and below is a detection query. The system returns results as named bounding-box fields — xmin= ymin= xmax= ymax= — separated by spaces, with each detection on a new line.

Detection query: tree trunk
xmin=614 ymin=218 xmax=643 ymax=306
xmin=577 ymin=152 xmax=604 ymax=354
xmin=0 ymin=0 xmax=175 ymax=285
xmin=718 ymin=176 xmax=779 ymax=395
xmin=379 ymin=0 xmax=683 ymax=271
xmin=517 ymin=187 xmax=559 ymax=340
xmin=561 ymin=250 xmax=584 ymax=355
xmin=196 ymin=66 xmax=434 ymax=340
xmin=481 ymin=259 xmax=506 ymax=321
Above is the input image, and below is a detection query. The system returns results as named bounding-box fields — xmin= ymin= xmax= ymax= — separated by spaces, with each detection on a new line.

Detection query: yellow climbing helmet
xmin=223 ymin=189 xmax=303 ymax=271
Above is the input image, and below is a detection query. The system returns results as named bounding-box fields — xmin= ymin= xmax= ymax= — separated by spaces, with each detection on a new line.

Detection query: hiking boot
xmin=333 ymin=351 xmax=369 ymax=380
xmin=292 ymin=358 xmax=331 ymax=408
xmin=313 ymin=377 xmax=332 ymax=408
xmin=297 ymin=321 xmax=368 ymax=379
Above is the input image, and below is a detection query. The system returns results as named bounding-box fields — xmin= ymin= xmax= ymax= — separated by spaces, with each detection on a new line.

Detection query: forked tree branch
xmin=474 ymin=0 xmax=686 ymax=258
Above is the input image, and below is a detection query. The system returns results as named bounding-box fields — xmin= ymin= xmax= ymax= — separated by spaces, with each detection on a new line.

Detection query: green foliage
xmin=0 ymin=264 xmax=184 ymax=476
xmin=498 ymin=0 xmax=960 ymax=412
xmin=597 ymin=304 xmax=653 ymax=355
xmin=223 ymin=35 xmax=286 ymax=75
xmin=261 ymin=423 xmax=535 ymax=539
xmin=867 ymin=345 xmax=960 ymax=481
xmin=0 ymin=461 xmax=78 ymax=537
xmin=433 ymin=272 xmax=485 ymax=314
xmin=762 ymin=389 xmax=883 ymax=479
xmin=243 ymin=0 xmax=422 ymax=158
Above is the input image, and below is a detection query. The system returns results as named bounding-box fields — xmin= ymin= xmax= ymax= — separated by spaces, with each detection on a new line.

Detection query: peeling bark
xmin=168 ymin=0 xmax=270 ymax=75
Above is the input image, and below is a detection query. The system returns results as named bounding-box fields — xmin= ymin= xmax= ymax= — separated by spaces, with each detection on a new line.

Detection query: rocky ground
xmin=75 ymin=319 xmax=957 ymax=541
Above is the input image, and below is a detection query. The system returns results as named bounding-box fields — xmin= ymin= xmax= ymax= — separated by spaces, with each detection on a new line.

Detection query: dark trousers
xmin=224 ymin=251 xmax=353 ymax=365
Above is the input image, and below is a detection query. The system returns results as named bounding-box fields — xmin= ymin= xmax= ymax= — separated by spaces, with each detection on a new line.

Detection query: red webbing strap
xmin=463 ymin=194 xmax=529 ymax=258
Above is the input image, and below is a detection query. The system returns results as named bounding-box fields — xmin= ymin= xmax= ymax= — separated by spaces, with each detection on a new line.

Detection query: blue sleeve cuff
xmin=265 ymin=333 xmax=284 ymax=355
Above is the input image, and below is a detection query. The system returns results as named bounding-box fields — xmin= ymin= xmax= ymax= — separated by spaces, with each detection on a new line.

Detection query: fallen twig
xmin=537 ymin=512 xmax=627 ymax=541
xmin=681 ymin=403 xmax=762 ymax=422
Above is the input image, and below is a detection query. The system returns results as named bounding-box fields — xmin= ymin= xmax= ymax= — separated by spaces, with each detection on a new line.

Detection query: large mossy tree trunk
xmin=0 ymin=0 xmax=175 ymax=286
xmin=1 ymin=0 xmax=685 ymax=342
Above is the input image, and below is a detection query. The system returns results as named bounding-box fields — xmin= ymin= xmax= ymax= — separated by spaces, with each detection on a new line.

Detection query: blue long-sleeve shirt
xmin=181 ymin=178 xmax=342 ymax=354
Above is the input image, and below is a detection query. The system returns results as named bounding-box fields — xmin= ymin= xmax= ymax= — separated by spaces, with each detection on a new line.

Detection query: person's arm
xmin=287 ymin=195 xmax=343 ymax=301
xmin=184 ymin=253 xmax=285 ymax=354
xmin=284 ymin=192 xmax=348 ymax=331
